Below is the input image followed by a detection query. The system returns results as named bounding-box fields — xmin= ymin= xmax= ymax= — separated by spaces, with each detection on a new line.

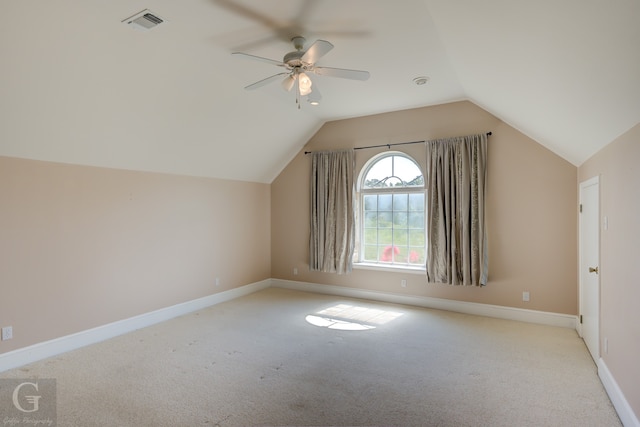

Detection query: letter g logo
xmin=12 ymin=381 xmax=41 ymax=413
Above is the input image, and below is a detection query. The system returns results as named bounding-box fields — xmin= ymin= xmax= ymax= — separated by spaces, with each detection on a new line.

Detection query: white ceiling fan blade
xmin=244 ymin=73 xmax=289 ymax=90
xmin=232 ymin=52 xmax=285 ymax=67
xmin=313 ymin=66 xmax=370 ymax=81
xmin=301 ymin=40 xmax=333 ymax=64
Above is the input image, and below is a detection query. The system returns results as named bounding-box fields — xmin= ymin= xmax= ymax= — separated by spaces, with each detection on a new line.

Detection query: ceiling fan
xmin=233 ymin=37 xmax=370 ymax=108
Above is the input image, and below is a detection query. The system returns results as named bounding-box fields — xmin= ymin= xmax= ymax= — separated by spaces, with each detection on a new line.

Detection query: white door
xmin=579 ymin=176 xmax=600 ymax=362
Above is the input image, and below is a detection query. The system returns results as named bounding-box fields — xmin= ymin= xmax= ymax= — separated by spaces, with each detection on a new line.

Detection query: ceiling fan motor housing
xmin=283 ymin=36 xmax=313 ymax=70
xmin=283 ymin=51 xmax=310 ymax=69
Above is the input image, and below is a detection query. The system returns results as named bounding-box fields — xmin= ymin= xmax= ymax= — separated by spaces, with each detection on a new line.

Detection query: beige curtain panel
xmin=426 ymin=133 xmax=488 ymax=286
xmin=309 ymin=149 xmax=355 ymax=274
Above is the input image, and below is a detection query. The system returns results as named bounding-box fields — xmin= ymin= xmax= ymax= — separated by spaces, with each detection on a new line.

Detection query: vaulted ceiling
xmin=1 ymin=1 xmax=638 ymax=183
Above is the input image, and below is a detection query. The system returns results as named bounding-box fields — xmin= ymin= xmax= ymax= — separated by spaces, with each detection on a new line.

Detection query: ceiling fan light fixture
xmin=282 ymin=75 xmax=296 ymax=92
xmin=298 ymin=72 xmax=313 ymax=96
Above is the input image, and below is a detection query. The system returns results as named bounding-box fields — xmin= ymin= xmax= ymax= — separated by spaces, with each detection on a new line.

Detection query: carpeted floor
xmin=1 ymin=288 xmax=621 ymax=426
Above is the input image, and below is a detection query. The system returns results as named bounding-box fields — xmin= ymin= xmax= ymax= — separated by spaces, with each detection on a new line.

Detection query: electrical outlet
xmin=522 ymin=291 xmax=530 ymax=302
xmin=293 ymin=267 xmax=298 ymax=275
xmin=215 ymin=277 xmax=220 ymax=287
xmin=401 ymin=279 xmax=407 ymax=288
xmin=604 ymin=337 xmax=608 ymax=354
xmin=1 ymin=326 xmax=13 ymax=341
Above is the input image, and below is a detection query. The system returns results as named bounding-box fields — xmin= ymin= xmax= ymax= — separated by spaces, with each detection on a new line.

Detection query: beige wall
xmin=272 ymin=101 xmax=578 ymax=314
xmin=0 ymin=156 xmax=271 ymax=353
xmin=578 ymin=123 xmax=640 ymax=419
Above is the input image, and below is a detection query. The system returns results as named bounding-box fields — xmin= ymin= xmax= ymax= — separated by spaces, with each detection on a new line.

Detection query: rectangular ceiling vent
xmin=122 ymin=9 xmax=164 ymax=31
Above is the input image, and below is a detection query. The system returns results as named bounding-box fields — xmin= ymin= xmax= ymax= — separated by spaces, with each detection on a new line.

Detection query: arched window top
xmin=360 ymin=152 xmax=423 ymax=190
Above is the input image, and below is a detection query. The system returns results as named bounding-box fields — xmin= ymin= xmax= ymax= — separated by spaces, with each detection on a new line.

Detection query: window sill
xmin=352 ymin=262 xmax=426 ymax=275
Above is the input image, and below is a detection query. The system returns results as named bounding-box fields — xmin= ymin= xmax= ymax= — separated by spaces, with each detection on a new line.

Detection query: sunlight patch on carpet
xmin=305 ymin=304 xmax=404 ymax=330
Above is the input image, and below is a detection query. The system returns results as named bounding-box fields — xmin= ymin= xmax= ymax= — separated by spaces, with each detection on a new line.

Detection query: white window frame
xmin=354 ymin=151 xmax=426 ymax=272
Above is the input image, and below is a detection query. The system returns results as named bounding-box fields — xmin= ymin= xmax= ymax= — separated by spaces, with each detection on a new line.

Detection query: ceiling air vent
xmin=122 ymin=9 xmax=164 ymax=31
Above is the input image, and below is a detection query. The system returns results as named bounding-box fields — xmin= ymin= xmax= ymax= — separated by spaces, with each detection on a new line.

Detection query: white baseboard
xmin=0 ymin=279 xmax=271 ymax=373
xmin=599 ymin=358 xmax=640 ymax=427
xmin=271 ymin=279 xmax=577 ymax=329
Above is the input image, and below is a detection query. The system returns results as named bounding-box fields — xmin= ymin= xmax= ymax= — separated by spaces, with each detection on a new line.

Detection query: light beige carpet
xmin=1 ymin=288 xmax=621 ymax=426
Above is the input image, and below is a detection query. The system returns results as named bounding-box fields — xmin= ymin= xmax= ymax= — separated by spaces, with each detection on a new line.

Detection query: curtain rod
xmin=304 ymin=132 xmax=492 ymax=155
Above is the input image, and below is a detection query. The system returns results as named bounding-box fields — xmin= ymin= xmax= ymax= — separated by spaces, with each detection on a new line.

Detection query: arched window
xmin=356 ymin=152 xmax=425 ymax=268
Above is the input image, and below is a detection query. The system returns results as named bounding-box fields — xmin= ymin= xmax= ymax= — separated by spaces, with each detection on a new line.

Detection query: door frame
xmin=578 ymin=175 xmax=600 ymax=360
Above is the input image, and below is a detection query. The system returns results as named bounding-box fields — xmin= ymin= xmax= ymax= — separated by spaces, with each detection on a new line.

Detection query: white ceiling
xmin=1 ymin=0 xmax=638 ymax=183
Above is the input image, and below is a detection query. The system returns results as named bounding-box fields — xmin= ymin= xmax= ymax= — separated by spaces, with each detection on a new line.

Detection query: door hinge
xmin=579 ymin=204 xmax=583 ymax=213
xmin=580 ymin=315 xmax=583 ymax=324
